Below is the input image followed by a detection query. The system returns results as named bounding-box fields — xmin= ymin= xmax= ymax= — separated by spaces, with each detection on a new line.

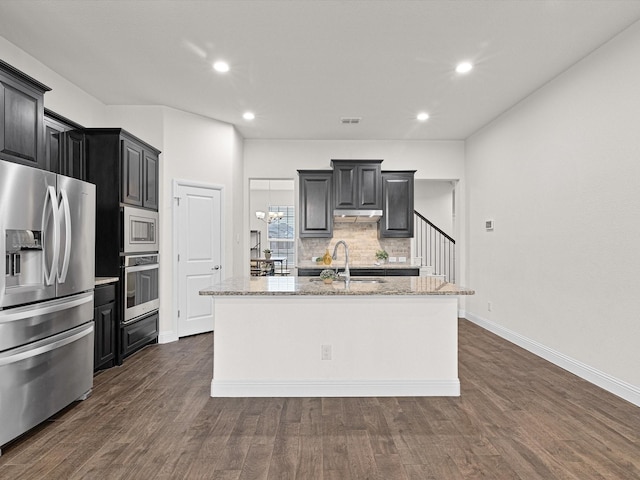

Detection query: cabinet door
xmin=0 ymin=78 xmax=45 ymax=169
xmin=358 ymin=163 xmax=382 ymax=209
xmin=333 ymin=163 xmax=357 ymax=209
xmin=333 ymin=160 xmax=382 ymax=210
xmin=60 ymin=130 xmax=86 ymax=181
xmin=44 ymin=117 xmax=64 ymax=173
xmin=94 ymin=302 xmax=116 ymax=370
xmin=299 ymin=171 xmax=333 ymax=238
xmin=121 ymin=138 xmax=143 ymax=206
xmin=142 ymin=149 xmax=159 ymax=210
xmin=380 ymin=172 xmax=414 ymax=238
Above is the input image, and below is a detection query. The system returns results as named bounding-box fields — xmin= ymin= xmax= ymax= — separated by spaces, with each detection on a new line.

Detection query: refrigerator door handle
xmin=0 ymin=292 xmax=93 ymax=325
xmin=42 ymin=185 xmax=60 ymax=286
xmin=57 ymin=189 xmax=72 ymax=283
xmin=0 ymin=220 xmax=5 ymax=306
xmin=0 ymin=322 xmax=94 ymax=367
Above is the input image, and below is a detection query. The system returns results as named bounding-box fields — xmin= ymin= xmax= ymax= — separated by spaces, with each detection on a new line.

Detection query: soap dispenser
xmin=322 ymin=249 xmax=332 ymax=265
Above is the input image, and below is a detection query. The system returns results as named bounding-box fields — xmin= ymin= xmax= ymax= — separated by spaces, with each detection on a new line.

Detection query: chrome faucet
xmin=332 ymin=240 xmax=350 ymax=283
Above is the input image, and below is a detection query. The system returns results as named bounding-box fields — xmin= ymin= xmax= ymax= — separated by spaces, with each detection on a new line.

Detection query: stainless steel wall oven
xmin=122 ymin=254 xmax=159 ymax=323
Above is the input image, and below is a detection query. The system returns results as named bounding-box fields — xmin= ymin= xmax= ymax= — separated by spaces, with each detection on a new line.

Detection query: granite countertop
xmin=297 ymin=261 xmax=418 ymax=269
xmin=95 ymin=277 xmax=119 ymax=286
xmin=200 ymin=276 xmax=474 ymax=296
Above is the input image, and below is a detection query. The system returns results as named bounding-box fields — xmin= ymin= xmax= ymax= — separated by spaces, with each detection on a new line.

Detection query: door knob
xmin=212 ymin=265 xmax=221 ymax=270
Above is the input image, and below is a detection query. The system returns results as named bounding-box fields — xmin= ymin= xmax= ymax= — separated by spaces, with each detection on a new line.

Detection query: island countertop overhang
xmin=199 ymin=276 xmax=474 ymax=296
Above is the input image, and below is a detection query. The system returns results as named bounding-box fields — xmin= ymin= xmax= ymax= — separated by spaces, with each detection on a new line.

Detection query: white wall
xmin=1 ymin=36 xmax=107 ymax=125
xmin=244 ymin=139 xmax=464 ymax=179
xmin=161 ymin=107 xmax=244 ymax=342
xmin=414 ymin=180 xmax=455 ymax=238
xmin=465 ymin=21 xmax=640 ymax=403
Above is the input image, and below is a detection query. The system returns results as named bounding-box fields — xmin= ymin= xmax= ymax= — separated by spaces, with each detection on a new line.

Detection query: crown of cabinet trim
xmin=0 ymin=59 xmax=51 ymax=93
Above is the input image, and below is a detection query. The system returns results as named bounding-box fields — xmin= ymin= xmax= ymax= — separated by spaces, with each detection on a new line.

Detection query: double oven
xmin=119 ymin=206 xmax=159 ymax=360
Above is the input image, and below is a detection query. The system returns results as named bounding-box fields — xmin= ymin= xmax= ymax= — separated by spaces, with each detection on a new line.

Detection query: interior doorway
xmin=249 ymin=179 xmax=295 ymax=274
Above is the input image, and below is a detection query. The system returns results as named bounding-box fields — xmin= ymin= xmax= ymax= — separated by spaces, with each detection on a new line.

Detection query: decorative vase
xmin=323 ymin=278 xmax=333 ymax=284
xmin=322 ymin=249 xmax=332 ymax=265
xmin=265 ymin=252 xmax=271 ymax=259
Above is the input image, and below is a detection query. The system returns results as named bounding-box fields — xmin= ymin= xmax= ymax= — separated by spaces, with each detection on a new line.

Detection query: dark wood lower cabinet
xmin=121 ymin=312 xmax=159 ymax=359
xmin=94 ymin=283 xmax=117 ymax=372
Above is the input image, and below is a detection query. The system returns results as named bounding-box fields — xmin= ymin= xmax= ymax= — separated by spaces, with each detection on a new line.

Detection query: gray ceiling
xmin=1 ymin=1 xmax=640 ymax=140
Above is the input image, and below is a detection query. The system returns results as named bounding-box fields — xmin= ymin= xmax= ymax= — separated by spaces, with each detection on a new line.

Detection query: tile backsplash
xmin=298 ymin=223 xmax=410 ymax=265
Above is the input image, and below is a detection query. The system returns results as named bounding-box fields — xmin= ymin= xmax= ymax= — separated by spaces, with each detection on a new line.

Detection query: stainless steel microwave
xmin=123 ymin=206 xmax=159 ymax=253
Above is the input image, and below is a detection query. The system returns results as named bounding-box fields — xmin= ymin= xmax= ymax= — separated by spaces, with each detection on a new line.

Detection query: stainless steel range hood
xmin=334 ymin=209 xmax=383 ymax=223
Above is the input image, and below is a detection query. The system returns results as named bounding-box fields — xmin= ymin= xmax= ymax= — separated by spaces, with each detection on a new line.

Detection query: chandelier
xmin=255 ymin=210 xmax=284 ymax=224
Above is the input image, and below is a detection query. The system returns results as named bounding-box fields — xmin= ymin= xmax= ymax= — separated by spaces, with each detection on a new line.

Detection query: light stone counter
xmin=199 ymin=275 xmax=474 ymax=296
xmin=201 ymin=276 xmax=473 ymax=398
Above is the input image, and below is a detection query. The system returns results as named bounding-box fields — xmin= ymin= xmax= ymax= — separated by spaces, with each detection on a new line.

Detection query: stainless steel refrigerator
xmin=0 ymin=160 xmax=96 ymax=452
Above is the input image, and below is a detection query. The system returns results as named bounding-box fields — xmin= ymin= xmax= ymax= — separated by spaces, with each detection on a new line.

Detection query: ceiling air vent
xmin=340 ymin=117 xmax=362 ymax=125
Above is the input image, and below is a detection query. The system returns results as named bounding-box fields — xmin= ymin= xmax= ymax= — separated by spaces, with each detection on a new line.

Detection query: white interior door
xmin=176 ymin=183 xmax=222 ymax=337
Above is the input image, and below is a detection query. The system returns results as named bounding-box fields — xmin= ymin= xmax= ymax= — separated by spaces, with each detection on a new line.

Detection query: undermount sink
xmin=308 ymin=277 xmax=386 ymax=284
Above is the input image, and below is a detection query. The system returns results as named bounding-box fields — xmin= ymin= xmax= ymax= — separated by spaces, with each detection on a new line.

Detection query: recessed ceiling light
xmin=455 ymin=62 xmax=473 ymax=74
xmin=243 ymin=111 xmax=255 ymax=120
xmin=416 ymin=112 xmax=429 ymax=122
xmin=213 ymin=61 xmax=230 ymax=73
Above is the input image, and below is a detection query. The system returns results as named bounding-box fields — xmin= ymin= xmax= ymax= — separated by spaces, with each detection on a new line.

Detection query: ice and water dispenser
xmin=4 ymin=229 xmax=43 ymax=289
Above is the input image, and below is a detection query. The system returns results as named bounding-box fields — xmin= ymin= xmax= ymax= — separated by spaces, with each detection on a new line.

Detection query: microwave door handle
xmin=42 ymin=185 xmax=60 ymax=286
xmin=57 ymin=189 xmax=71 ymax=283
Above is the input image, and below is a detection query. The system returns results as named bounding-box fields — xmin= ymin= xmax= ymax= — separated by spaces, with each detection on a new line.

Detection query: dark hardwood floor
xmin=1 ymin=319 xmax=638 ymax=479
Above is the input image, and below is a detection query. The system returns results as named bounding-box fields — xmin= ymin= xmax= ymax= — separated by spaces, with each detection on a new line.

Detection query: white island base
xmin=211 ymin=295 xmax=460 ymax=397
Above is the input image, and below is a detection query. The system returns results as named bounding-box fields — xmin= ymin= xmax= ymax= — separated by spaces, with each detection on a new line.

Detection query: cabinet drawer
xmin=94 ymin=283 xmax=116 ymax=306
xmin=121 ymin=312 xmax=158 ymax=357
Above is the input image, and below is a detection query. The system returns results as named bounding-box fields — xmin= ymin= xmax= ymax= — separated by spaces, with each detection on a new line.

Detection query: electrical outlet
xmin=389 ymin=257 xmax=397 ymax=263
xmin=321 ymin=344 xmax=332 ymax=360
xmin=487 ymin=301 xmax=492 ymax=312
xmin=399 ymin=256 xmax=407 ymax=263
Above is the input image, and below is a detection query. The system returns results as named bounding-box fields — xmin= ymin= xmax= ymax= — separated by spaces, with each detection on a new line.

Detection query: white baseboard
xmin=211 ymin=379 xmax=460 ymax=398
xmin=158 ymin=330 xmax=178 ymax=344
xmin=465 ymin=313 xmax=640 ymax=407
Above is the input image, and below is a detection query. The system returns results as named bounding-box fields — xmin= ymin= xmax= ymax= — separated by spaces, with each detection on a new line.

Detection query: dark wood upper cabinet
xmin=85 ymin=128 xmax=161 ymax=211
xmin=0 ymin=60 xmax=50 ymax=169
xmin=121 ymin=137 xmax=144 ymax=206
xmin=142 ymin=149 xmax=159 ymax=210
xmin=298 ymin=170 xmax=333 ymax=238
xmin=331 ymin=160 xmax=382 ymax=210
xmin=44 ymin=109 xmax=86 ymax=180
xmin=44 ymin=116 xmax=63 ymax=173
xmin=380 ymin=171 xmax=415 ymax=238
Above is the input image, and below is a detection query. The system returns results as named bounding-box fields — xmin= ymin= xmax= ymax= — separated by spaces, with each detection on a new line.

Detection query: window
xmin=267 ymin=205 xmax=295 ymax=266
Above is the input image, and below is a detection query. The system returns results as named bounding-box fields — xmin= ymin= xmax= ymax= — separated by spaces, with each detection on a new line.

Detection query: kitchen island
xmin=200 ymin=276 xmax=474 ymax=397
